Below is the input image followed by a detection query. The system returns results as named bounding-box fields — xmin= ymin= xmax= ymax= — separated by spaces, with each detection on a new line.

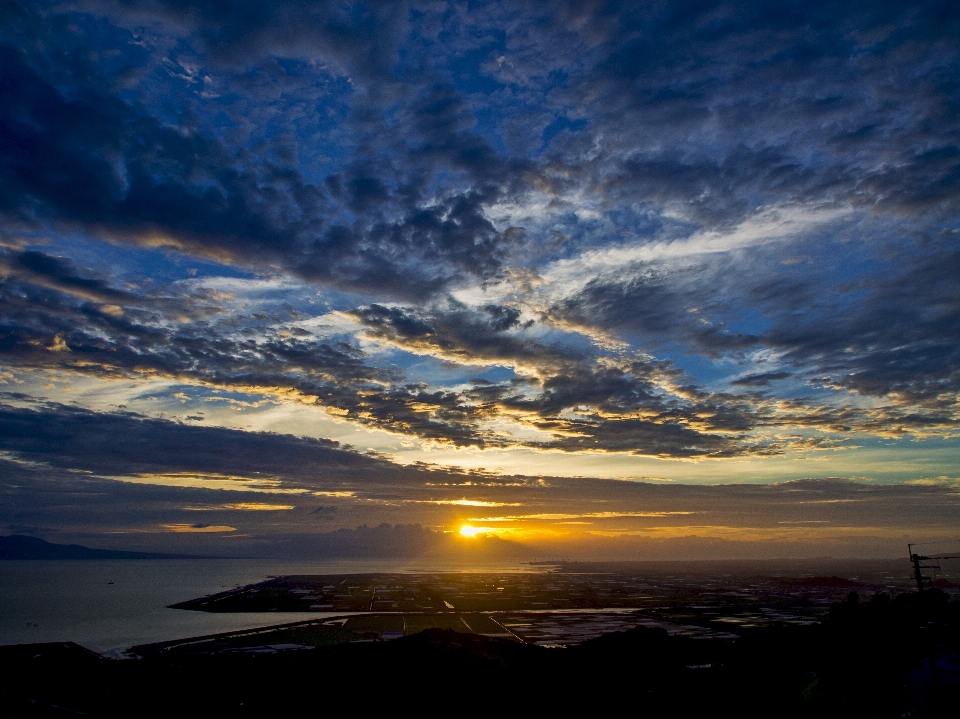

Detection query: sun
xmin=459 ymin=524 xmax=490 ymax=537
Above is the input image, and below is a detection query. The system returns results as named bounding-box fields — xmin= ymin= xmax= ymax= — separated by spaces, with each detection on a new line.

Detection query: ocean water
xmin=0 ymin=558 xmax=531 ymax=654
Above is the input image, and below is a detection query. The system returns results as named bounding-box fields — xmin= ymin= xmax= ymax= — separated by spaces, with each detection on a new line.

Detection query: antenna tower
xmin=908 ymin=543 xmax=960 ymax=592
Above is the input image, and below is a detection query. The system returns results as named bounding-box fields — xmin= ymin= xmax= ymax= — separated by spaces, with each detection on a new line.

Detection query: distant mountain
xmin=0 ymin=535 xmax=205 ymax=560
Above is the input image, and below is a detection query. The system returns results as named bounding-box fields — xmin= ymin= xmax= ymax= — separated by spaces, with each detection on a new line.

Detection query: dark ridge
xmin=0 ymin=535 xmax=209 ymax=560
xmin=0 ymin=641 xmax=107 ymax=663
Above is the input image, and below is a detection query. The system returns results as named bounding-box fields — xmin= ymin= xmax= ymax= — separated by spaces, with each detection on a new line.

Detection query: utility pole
xmin=907 ymin=543 xmax=960 ymax=718
xmin=907 ymin=543 xmax=960 ymax=593
xmin=909 ymin=544 xmax=928 ymax=593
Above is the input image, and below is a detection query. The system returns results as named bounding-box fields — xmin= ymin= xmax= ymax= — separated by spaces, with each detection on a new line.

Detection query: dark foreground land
xmin=2 ymin=589 xmax=959 ymax=718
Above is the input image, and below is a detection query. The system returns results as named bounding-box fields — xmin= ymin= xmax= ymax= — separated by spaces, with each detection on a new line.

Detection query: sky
xmin=1 ymin=0 xmax=958 ymax=560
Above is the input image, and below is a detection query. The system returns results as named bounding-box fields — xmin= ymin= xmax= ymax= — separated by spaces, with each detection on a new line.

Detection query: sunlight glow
xmin=459 ymin=524 xmax=495 ymax=537
xmin=431 ymin=499 xmax=521 ymax=507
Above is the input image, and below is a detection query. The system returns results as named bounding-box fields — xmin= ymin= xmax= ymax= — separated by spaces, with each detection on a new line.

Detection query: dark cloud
xmin=347 ymin=302 xmax=776 ymax=455
xmin=0 ymin=401 xmax=366 ymax=479
xmin=349 ymin=301 xmax=577 ymax=369
xmin=0 ymin=270 xmax=383 ymax=384
xmin=5 ymin=243 xmax=948 ymax=456
xmin=765 ymin=245 xmax=960 ymax=407
xmin=0 ymin=27 xmax=522 ymax=301
xmin=0 ymin=267 xmax=508 ymax=447
xmin=99 ymin=0 xmax=410 ymax=81
xmin=529 ymin=416 xmax=744 ymax=458
xmin=550 ymin=265 xmax=761 ymax=359
xmin=287 ymin=523 xmax=444 ymax=558
xmin=0 ymin=251 xmax=134 ymax=304
xmin=0 ymin=0 xmax=957 ymax=467
xmin=550 ymin=0 xmax=960 ymax=224
xmin=732 ymin=371 xmax=792 ymax=387
xmin=549 ymin=229 xmax=960 ymax=433
xmin=0 ymin=40 xmax=310 ymax=261
xmin=4 ymin=0 xmax=958 ymax=261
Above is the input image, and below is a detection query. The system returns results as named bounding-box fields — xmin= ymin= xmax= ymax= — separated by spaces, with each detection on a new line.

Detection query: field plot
xmin=173 ymin=561 xmax=916 ymax=616
xmin=500 ymin=611 xmax=648 ymax=646
xmin=458 ymin=613 xmax=513 ymax=636
xmin=148 ymin=561 xmax=922 ymax=657
xmin=131 ymin=607 xmax=744 ymax=657
xmin=130 ymin=612 xmax=510 ymax=657
xmin=401 ymin=614 xmax=470 ymax=634
xmin=173 ymin=575 xmax=450 ymax=613
xmin=173 ymin=571 xmax=659 ymax=613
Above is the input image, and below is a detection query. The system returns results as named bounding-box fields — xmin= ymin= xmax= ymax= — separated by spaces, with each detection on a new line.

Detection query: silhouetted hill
xmin=0 ymin=535 xmax=205 ymax=560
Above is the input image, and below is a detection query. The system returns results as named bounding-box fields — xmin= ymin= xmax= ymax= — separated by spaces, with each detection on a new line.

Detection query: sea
xmin=0 ymin=558 xmax=534 ymax=655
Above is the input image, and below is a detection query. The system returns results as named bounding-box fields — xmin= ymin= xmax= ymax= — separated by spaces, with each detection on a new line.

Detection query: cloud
xmin=0 ymin=401 xmax=374 ymax=480
xmin=96 ymin=0 xmax=410 ymax=82
xmin=0 ymin=7 xmax=536 ymax=302
xmin=161 ymin=523 xmax=236 ymax=533
xmin=109 ymin=473 xmax=311 ymax=495
xmin=423 ymin=499 xmax=520 ymax=507
xmin=764 ymin=244 xmax=960 ymax=407
xmin=0 ymin=251 xmax=135 ymax=305
xmin=186 ymin=503 xmax=294 ymax=511
xmin=348 ymin=301 xmax=573 ymax=370
xmin=555 ymin=1 xmax=960 ymax=222
xmin=347 ymin=301 xmax=777 ymax=454
xmin=732 ymin=371 xmax=792 ymax=387
xmin=0 ymin=257 xmax=772 ymax=455
xmin=0 ymin=1 xmax=958 ymax=508
xmin=311 ymin=505 xmax=338 ymax=520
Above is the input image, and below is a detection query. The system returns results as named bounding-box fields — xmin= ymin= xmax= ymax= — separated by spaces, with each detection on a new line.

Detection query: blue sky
xmin=0 ymin=1 xmax=958 ymax=557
